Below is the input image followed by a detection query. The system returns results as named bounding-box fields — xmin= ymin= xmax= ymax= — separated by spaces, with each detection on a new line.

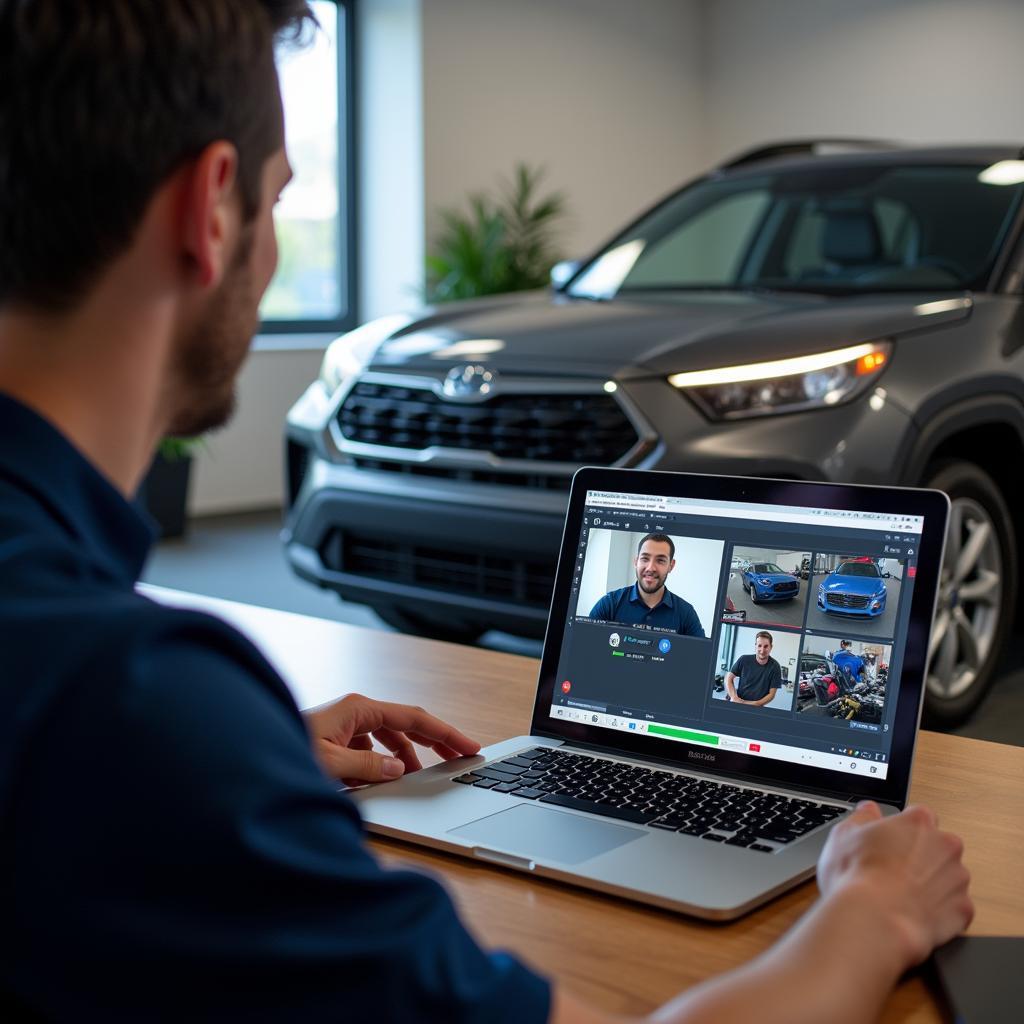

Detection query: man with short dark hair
xmin=0 ymin=4 xmax=973 ymax=1022
xmin=725 ymin=630 xmax=784 ymax=707
xmin=589 ymin=533 xmax=705 ymax=636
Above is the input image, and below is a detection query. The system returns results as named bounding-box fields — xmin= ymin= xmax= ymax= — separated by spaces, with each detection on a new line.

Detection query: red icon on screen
xmin=907 ymin=565 xmax=917 ymax=578
xmin=561 ymin=680 xmax=572 ymax=693
xmin=748 ymin=743 xmax=761 ymax=752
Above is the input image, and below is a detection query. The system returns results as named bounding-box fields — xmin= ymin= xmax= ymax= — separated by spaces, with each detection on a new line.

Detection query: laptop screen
xmin=544 ymin=484 xmax=929 ymax=786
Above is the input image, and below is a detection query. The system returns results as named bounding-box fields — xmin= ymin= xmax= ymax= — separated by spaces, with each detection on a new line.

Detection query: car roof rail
xmin=718 ymin=138 xmax=900 ymax=170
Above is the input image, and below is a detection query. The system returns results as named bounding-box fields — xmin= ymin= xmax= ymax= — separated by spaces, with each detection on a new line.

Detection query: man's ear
xmin=668 ymin=559 xmax=676 ymax=573
xmin=179 ymin=141 xmax=240 ymax=289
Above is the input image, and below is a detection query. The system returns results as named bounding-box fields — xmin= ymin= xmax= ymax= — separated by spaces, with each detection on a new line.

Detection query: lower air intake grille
xmin=321 ymin=531 xmax=555 ymax=609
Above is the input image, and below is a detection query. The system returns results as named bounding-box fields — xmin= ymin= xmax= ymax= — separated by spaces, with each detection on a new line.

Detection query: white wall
xmin=421 ymin=0 xmax=705 ymax=263
xmin=189 ymin=348 xmax=324 ymax=515
xmin=702 ymin=0 xmax=1024 ymax=163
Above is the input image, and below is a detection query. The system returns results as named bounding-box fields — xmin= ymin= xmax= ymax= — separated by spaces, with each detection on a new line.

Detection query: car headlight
xmin=759 ymin=578 xmax=771 ymax=586
xmin=318 ymin=314 xmax=412 ymax=393
xmin=668 ymin=342 xmax=891 ymax=420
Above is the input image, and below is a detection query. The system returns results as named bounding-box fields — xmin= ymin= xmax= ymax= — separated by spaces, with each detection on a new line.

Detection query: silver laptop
xmin=353 ymin=469 xmax=949 ymax=919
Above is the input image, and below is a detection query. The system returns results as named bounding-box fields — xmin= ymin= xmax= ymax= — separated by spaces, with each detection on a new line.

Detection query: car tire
xmin=750 ymin=586 xmax=760 ymax=604
xmin=374 ymin=606 xmax=484 ymax=646
xmin=922 ymin=460 xmax=1016 ymax=726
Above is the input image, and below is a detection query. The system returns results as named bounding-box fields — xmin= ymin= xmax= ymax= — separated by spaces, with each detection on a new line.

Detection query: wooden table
xmin=146 ymin=587 xmax=1024 ymax=1022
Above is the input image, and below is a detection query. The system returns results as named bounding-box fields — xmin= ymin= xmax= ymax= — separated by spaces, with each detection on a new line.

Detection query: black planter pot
xmin=139 ymin=453 xmax=193 ymax=539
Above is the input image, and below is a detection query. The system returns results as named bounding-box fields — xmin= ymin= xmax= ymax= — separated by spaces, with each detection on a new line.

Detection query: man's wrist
xmin=818 ymin=880 xmax=916 ymax=977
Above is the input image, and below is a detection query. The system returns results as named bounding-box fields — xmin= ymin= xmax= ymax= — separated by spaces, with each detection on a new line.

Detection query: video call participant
xmin=725 ymin=630 xmax=782 ymax=707
xmin=0 ymin=3 xmax=972 ymax=1022
xmin=832 ymin=639 xmax=867 ymax=688
xmin=589 ymin=533 xmax=706 ymax=637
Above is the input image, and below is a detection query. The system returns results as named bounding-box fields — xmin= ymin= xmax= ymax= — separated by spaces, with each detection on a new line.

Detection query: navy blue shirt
xmin=0 ymin=393 xmax=549 ymax=1022
xmin=589 ymin=584 xmax=705 ymax=637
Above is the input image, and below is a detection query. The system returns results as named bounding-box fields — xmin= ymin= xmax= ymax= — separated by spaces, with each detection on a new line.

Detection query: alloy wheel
xmin=926 ymin=496 xmax=1002 ymax=702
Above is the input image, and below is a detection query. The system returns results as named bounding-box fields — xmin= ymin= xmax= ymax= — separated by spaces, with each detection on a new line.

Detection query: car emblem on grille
xmin=441 ymin=364 xmax=497 ymax=401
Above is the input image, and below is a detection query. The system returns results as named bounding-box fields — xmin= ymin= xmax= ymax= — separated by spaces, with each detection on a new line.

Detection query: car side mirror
xmin=550 ymin=260 xmax=581 ymax=290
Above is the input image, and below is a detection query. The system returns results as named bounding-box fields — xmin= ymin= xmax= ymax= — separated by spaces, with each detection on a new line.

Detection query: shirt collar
xmin=628 ymin=583 xmax=675 ymax=609
xmin=0 ymin=392 xmax=155 ymax=585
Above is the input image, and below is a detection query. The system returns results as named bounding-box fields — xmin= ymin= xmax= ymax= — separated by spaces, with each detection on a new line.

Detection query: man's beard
xmin=166 ymin=226 xmax=258 ymax=438
xmin=637 ymin=570 xmax=665 ymax=594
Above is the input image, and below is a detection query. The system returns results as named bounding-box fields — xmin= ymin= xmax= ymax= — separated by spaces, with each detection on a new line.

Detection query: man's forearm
xmin=554 ymin=885 xmax=907 ymax=1024
xmin=649 ymin=885 xmax=905 ymax=1024
xmin=724 ymin=675 xmax=739 ymax=701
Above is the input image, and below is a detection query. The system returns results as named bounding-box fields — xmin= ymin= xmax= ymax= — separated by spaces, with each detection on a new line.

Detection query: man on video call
xmin=725 ymin=630 xmax=783 ymax=707
xmin=0 ymin=2 xmax=973 ymax=1021
xmin=589 ymin=533 xmax=706 ymax=637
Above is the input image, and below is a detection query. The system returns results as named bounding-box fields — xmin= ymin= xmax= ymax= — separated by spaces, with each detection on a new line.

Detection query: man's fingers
xmin=838 ymin=800 xmax=883 ymax=829
xmin=372 ymin=727 xmax=423 ymax=773
xmin=315 ymin=739 xmax=405 ymax=784
xmin=406 ymin=732 xmax=470 ymax=761
xmin=347 ymin=698 xmax=481 ymax=757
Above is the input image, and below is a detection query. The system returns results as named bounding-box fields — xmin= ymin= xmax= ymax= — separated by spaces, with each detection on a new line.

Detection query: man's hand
xmin=304 ymin=693 xmax=481 ymax=786
xmin=817 ymin=801 xmax=973 ymax=970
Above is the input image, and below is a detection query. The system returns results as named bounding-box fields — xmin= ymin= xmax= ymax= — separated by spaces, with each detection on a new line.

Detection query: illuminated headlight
xmin=758 ymin=578 xmax=771 ymax=586
xmin=668 ymin=342 xmax=891 ymax=420
xmin=318 ymin=314 xmax=412 ymax=393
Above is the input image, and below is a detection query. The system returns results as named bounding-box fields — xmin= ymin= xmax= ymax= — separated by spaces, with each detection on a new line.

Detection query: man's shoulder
xmin=599 ymin=584 xmax=633 ymax=606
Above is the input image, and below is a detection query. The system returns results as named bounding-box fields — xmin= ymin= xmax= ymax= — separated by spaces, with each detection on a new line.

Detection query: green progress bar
xmin=611 ymin=650 xmax=625 ymax=657
xmin=648 ymin=724 xmax=719 ymax=745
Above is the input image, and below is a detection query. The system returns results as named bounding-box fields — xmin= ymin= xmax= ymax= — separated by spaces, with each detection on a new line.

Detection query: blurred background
xmin=142 ymin=0 xmax=1024 ymax=744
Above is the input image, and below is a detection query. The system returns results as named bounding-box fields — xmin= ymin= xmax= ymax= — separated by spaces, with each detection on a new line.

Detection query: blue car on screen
xmin=817 ymin=559 xmax=887 ymax=617
xmin=741 ymin=562 xmax=800 ymax=603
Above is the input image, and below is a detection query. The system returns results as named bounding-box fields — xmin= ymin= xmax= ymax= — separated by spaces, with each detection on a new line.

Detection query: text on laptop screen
xmin=548 ymin=489 xmax=927 ymax=782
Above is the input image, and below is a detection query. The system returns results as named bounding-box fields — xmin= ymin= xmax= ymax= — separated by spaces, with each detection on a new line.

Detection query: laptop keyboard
xmin=453 ymin=747 xmax=848 ymax=852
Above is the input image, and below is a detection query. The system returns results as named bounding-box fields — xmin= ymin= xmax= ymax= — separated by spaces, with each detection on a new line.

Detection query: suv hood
xmin=368 ymin=290 xmax=971 ymax=379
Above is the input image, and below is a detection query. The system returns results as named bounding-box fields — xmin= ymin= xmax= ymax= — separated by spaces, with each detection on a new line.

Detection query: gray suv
xmin=284 ymin=141 xmax=1024 ymax=725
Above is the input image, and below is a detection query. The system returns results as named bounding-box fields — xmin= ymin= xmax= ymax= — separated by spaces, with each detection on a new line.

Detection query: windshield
xmin=753 ymin=563 xmax=785 ymax=574
xmin=835 ymin=562 xmax=881 ymax=578
xmin=568 ymin=163 xmax=1024 ymax=299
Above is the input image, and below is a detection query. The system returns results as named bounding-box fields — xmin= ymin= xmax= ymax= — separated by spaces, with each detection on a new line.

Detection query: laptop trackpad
xmin=449 ymin=804 xmax=644 ymax=864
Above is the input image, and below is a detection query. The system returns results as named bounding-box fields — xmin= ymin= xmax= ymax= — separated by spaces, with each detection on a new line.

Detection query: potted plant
xmin=139 ymin=437 xmax=199 ymax=539
xmin=425 ymin=164 xmax=568 ymax=302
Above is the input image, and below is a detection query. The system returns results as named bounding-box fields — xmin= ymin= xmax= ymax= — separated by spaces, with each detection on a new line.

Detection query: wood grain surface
xmin=145 ymin=587 xmax=1024 ymax=1022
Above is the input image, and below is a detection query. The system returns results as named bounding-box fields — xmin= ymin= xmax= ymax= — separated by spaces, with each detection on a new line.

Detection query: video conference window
xmin=711 ymin=624 xmax=798 ymax=713
xmin=806 ymin=554 xmax=903 ymax=639
xmin=726 ymin=546 xmax=811 ymax=629
xmin=796 ymin=634 xmax=892 ymax=727
xmin=577 ymin=530 xmax=724 ymax=638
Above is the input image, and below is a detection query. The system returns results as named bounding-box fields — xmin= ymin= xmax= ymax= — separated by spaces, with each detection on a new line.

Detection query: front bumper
xmin=817 ymin=590 xmax=888 ymax=617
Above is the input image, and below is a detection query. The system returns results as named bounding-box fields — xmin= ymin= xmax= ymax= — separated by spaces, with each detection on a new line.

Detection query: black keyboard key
xmin=539 ymin=793 xmax=657 ymax=824
xmin=702 ymin=833 xmax=726 ymax=842
xmin=763 ymin=831 xmax=800 ymax=844
xmin=513 ymin=788 xmax=544 ymax=800
xmin=453 ymin=773 xmax=481 ymax=784
xmin=493 ymin=762 xmax=528 ymax=776
xmin=472 ymin=779 xmax=498 ymax=789
xmin=493 ymin=782 xmax=520 ymax=793
xmin=474 ymin=768 xmax=522 ymax=784
xmin=749 ymin=843 xmax=775 ymax=853
xmin=501 ymin=757 xmax=537 ymax=770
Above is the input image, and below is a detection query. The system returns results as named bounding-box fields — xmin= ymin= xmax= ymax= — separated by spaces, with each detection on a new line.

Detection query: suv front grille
xmin=320 ymin=530 xmax=555 ymax=608
xmin=336 ymin=381 xmax=639 ymax=464
xmin=826 ymin=592 xmax=870 ymax=609
xmin=350 ymin=458 xmax=571 ymax=491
